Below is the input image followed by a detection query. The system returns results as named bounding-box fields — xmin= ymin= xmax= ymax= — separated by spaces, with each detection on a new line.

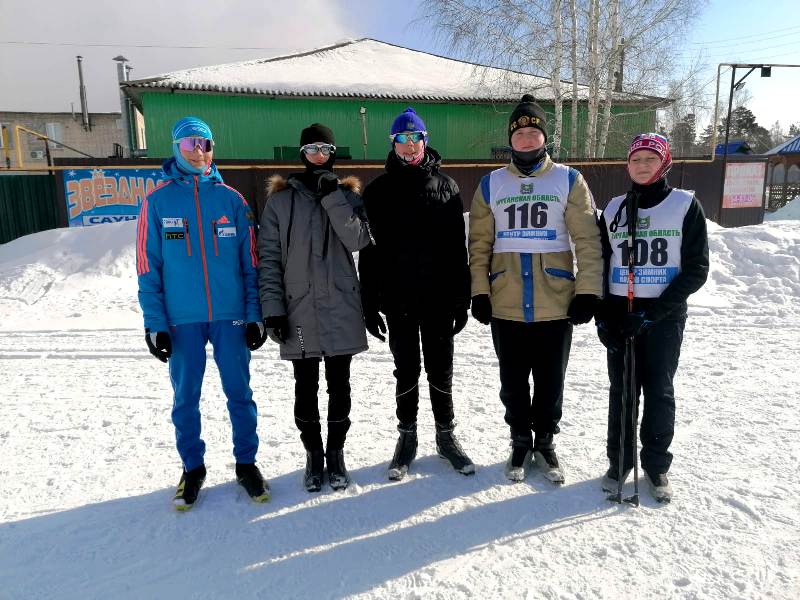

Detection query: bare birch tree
xmin=550 ymin=0 xmax=564 ymax=157
xmin=597 ymin=0 xmax=620 ymax=157
xmin=569 ymin=0 xmax=579 ymax=157
xmin=419 ymin=0 xmax=707 ymax=158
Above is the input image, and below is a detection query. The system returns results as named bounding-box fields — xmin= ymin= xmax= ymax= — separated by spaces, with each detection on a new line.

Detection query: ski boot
xmin=435 ymin=422 xmax=475 ymax=475
xmin=173 ymin=464 xmax=206 ymax=511
xmin=645 ymin=470 xmax=673 ymax=503
xmin=505 ymin=433 xmax=533 ymax=483
xmin=388 ymin=422 xmax=418 ymax=481
xmin=235 ymin=463 xmax=271 ymax=503
xmin=304 ymin=449 xmax=325 ymax=493
xmin=326 ymin=447 xmax=351 ymax=491
xmin=533 ymin=433 xmax=565 ymax=484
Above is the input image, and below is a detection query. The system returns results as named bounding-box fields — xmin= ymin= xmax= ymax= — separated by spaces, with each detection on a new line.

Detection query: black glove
xmin=452 ymin=308 xmax=469 ymax=336
xmin=264 ymin=315 xmax=289 ymax=344
xmin=619 ymin=311 xmax=653 ymax=338
xmin=315 ymin=170 xmax=339 ymax=197
xmin=471 ymin=294 xmax=492 ymax=325
xmin=596 ymin=321 xmax=622 ymax=353
xmin=364 ymin=310 xmax=387 ymax=342
xmin=145 ymin=330 xmax=172 ymax=363
xmin=245 ymin=321 xmax=268 ymax=351
xmin=567 ymin=294 xmax=599 ymax=325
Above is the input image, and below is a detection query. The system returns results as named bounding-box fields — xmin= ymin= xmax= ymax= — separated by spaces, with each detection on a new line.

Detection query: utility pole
xmin=359 ymin=106 xmax=368 ymax=159
xmin=113 ymin=56 xmax=132 ymax=158
xmin=76 ymin=56 xmax=90 ymax=131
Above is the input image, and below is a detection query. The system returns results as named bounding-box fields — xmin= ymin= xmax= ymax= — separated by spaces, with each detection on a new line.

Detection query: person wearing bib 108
xmin=596 ymin=133 xmax=709 ymax=503
xmin=469 ymin=95 xmax=603 ymax=484
xmin=136 ymin=116 xmax=269 ymax=510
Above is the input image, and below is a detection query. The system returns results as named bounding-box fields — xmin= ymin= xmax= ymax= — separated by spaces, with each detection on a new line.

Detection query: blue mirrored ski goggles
xmin=390 ymin=131 xmax=426 ymax=144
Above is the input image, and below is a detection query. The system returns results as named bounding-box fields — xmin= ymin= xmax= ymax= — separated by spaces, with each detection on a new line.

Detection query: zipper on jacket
xmin=296 ymin=326 xmax=306 ymax=359
xmin=211 ymin=219 xmax=219 ymax=256
xmin=286 ymin=189 xmax=295 ymax=250
xmin=184 ymin=217 xmax=192 ymax=256
xmin=193 ymin=176 xmax=213 ymax=321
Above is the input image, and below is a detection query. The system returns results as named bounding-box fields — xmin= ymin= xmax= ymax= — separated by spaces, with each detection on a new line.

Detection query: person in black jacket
xmin=596 ymin=133 xmax=709 ymax=503
xmin=359 ymin=107 xmax=474 ymax=481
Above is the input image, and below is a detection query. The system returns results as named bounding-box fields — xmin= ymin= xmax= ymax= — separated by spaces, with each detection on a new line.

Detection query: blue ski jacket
xmin=136 ymin=158 xmax=261 ymax=331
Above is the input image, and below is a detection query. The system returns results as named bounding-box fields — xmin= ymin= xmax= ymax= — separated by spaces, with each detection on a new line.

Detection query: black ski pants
xmin=606 ymin=317 xmax=685 ymax=476
xmin=386 ymin=311 xmax=455 ymax=427
xmin=490 ymin=318 xmax=572 ymax=443
xmin=292 ymin=354 xmax=353 ymax=451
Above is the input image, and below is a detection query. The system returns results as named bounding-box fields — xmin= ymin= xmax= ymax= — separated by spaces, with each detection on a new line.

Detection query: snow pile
xmin=1 ymin=220 xmax=799 ymax=599
xmin=691 ymin=219 xmax=800 ymax=319
xmin=765 ymin=195 xmax=800 ymax=221
xmin=0 ymin=220 xmax=140 ymax=330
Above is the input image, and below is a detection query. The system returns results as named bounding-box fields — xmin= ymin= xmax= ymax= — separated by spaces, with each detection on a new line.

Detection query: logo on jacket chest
xmin=520 ymin=183 xmax=534 ymax=194
xmin=162 ymin=217 xmax=184 ymax=228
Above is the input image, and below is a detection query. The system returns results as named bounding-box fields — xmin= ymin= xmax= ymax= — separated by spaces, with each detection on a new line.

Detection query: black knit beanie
xmin=300 ymin=123 xmax=335 ymax=146
xmin=508 ymin=94 xmax=548 ymax=144
xmin=299 ymin=123 xmax=336 ymax=171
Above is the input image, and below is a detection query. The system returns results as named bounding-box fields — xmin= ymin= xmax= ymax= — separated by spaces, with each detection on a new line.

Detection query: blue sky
xmin=1 ymin=0 xmax=798 ymax=134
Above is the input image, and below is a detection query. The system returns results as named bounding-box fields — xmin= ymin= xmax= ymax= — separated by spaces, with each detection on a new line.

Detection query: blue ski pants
xmin=168 ymin=321 xmax=258 ymax=471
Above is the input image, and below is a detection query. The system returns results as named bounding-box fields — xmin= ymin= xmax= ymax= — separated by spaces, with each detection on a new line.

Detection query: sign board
xmin=63 ymin=168 xmax=165 ymax=227
xmin=722 ymin=162 xmax=766 ymax=209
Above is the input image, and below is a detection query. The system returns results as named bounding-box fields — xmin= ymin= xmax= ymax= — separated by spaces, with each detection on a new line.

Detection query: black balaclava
xmin=508 ymin=94 xmax=548 ymax=175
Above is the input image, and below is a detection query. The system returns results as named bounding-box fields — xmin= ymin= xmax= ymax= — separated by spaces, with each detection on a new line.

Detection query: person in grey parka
xmin=257 ymin=123 xmax=372 ymax=493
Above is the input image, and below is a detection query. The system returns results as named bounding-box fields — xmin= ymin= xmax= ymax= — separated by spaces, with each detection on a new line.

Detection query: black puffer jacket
xmin=358 ymin=147 xmax=470 ymax=316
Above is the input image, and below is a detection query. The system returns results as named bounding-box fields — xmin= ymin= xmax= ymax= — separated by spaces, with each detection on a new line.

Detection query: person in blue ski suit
xmin=136 ymin=116 xmax=269 ymax=509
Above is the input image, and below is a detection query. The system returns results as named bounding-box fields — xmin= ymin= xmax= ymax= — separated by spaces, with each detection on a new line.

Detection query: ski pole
xmin=624 ymin=192 xmax=640 ymax=506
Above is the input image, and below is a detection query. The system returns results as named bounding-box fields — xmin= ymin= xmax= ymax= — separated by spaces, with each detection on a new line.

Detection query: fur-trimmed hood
xmin=267 ymin=174 xmax=362 ymax=197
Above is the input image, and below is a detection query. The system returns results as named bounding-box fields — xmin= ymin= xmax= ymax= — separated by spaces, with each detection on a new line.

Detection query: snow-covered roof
xmin=764 ymin=134 xmax=800 ymax=155
xmin=123 ymin=38 xmax=664 ymax=106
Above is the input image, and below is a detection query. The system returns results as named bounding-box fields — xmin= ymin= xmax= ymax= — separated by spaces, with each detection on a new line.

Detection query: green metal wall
xmin=0 ymin=175 xmax=60 ymax=244
xmin=141 ymin=92 xmax=654 ymax=160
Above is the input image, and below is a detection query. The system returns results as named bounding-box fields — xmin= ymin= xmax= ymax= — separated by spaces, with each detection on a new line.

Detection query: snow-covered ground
xmin=1 ymin=218 xmax=798 ymax=599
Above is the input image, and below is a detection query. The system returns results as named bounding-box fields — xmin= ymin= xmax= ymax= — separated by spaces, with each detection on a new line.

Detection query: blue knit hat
xmin=390 ymin=107 xmax=428 ymax=143
xmin=171 ymin=117 xmax=213 ymax=175
xmin=172 ymin=116 xmax=213 ymax=142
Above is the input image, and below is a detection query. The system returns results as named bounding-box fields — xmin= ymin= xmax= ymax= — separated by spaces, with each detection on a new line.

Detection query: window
xmin=0 ymin=123 xmax=10 ymax=149
xmin=45 ymin=122 xmax=63 ymax=148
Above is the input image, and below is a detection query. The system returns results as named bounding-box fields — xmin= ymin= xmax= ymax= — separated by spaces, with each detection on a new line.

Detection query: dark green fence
xmin=0 ymin=175 xmax=60 ymax=244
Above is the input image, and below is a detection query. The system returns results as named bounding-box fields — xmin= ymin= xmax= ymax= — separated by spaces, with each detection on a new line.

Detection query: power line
xmin=687 ymin=24 xmax=800 ymax=46
xmin=691 ymin=33 xmax=800 ymax=52
xmin=1 ymin=40 xmax=289 ymax=51
xmin=671 ymin=38 xmax=800 ymax=61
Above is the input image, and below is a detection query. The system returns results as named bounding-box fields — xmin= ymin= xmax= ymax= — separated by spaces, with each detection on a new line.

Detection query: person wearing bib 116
xmin=596 ymin=133 xmax=709 ymax=503
xmin=469 ymin=95 xmax=603 ymax=484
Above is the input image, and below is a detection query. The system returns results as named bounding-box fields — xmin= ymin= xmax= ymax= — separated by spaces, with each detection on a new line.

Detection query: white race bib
xmin=604 ymin=189 xmax=693 ymax=298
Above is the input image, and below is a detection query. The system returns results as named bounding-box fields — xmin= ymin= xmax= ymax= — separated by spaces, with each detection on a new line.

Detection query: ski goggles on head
xmin=176 ymin=137 xmax=214 ymax=152
xmin=300 ymin=143 xmax=336 ymax=156
xmin=390 ymin=131 xmax=426 ymax=144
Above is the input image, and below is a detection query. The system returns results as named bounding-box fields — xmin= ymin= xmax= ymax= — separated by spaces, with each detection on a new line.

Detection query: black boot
xmin=173 ymin=464 xmax=206 ymax=510
xmin=533 ymin=433 xmax=565 ymax=484
xmin=505 ymin=433 xmax=532 ymax=483
xmin=326 ymin=447 xmax=350 ymax=491
xmin=435 ymin=422 xmax=475 ymax=475
xmin=304 ymin=449 xmax=324 ymax=493
xmin=388 ymin=422 xmax=418 ymax=481
xmin=601 ymin=465 xmax=632 ymax=493
xmin=235 ymin=463 xmax=271 ymax=502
